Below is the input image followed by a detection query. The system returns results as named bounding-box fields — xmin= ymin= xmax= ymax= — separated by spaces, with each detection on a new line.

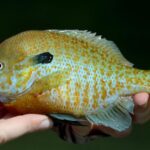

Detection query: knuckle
xmin=0 ymin=131 xmax=7 ymax=144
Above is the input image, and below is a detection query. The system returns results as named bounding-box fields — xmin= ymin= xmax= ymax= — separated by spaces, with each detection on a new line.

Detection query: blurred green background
xmin=0 ymin=0 xmax=150 ymax=149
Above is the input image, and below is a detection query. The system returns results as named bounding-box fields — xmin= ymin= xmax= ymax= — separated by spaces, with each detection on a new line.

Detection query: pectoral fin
xmin=49 ymin=114 xmax=86 ymax=126
xmin=86 ymin=97 xmax=134 ymax=132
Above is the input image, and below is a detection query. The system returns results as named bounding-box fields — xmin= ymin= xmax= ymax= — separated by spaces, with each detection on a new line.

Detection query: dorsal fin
xmin=46 ymin=30 xmax=133 ymax=67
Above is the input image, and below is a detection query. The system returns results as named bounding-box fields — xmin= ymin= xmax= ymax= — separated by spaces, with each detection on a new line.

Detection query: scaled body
xmin=0 ymin=30 xmax=149 ymax=131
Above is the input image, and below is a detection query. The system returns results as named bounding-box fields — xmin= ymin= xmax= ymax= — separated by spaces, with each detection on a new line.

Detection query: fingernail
xmin=39 ymin=119 xmax=53 ymax=130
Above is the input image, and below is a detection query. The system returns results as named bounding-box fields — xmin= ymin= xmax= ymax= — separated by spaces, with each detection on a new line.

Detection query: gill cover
xmin=15 ymin=52 xmax=54 ymax=70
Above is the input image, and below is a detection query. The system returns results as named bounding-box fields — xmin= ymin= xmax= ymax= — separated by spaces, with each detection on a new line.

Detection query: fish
xmin=0 ymin=30 xmax=149 ymax=132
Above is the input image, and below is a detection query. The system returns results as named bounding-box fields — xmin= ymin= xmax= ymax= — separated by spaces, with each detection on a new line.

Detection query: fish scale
xmin=0 ymin=30 xmax=150 ymax=132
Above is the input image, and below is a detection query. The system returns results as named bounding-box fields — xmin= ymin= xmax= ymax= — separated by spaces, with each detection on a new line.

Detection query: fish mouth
xmin=0 ymin=82 xmax=34 ymax=103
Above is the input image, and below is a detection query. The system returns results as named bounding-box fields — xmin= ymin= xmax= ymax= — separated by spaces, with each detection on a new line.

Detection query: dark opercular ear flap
xmin=14 ymin=52 xmax=54 ymax=70
xmin=33 ymin=52 xmax=53 ymax=64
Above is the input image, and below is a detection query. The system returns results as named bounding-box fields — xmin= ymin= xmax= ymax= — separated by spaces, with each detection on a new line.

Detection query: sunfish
xmin=0 ymin=30 xmax=149 ymax=132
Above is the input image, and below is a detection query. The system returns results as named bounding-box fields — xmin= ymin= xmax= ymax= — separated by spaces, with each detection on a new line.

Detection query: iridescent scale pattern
xmin=0 ymin=30 xmax=150 ymax=116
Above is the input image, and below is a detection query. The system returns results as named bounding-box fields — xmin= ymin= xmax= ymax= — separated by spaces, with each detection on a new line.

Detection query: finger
xmin=92 ymin=125 xmax=131 ymax=138
xmin=0 ymin=114 xmax=53 ymax=144
xmin=134 ymin=95 xmax=150 ymax=123
xmin=133 ymin=92 xmax=149 ymax=111
xmin=133 ymin=93 xmax=150 ymax=123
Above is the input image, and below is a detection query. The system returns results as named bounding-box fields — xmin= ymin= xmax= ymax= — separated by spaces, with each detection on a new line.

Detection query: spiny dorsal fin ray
xmin=46 ymin=30 xmax=133 ymax=67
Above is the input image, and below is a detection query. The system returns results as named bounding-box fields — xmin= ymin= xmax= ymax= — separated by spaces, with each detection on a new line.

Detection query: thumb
xmin=133 ymin=92 xmax=150 ymax=123
xmin=0 ymin=114 xmax=53 ymax=144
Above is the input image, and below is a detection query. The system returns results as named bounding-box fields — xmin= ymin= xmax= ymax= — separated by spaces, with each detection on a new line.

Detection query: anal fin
xmin=86 ymin=96 xmax=134 ymax=132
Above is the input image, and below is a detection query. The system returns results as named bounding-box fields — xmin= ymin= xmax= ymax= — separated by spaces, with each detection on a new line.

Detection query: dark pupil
xmin=0 ymin=64 xmax=2 ymax=68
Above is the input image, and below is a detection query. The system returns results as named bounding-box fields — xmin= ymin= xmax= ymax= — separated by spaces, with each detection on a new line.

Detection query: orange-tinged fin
xmin=86 ymin=96 xmax=134 ymax=132
xmin=46 ymin=30 xmax=133 ymax=67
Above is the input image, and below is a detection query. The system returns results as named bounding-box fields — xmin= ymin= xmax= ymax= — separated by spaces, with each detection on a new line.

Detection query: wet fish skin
xmin=0 ymin=30 xmax=149 ymax=131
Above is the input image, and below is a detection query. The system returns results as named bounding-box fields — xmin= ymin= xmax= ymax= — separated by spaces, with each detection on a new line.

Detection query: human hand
xmin=132 ymin=92 xmax=150 ymax=123
xmin=0 ymin=104 xmax=53 ymax=144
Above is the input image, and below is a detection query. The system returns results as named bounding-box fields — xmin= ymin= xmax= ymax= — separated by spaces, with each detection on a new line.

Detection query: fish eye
xmin=0 ymin=63 xmax=4 ymax=70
